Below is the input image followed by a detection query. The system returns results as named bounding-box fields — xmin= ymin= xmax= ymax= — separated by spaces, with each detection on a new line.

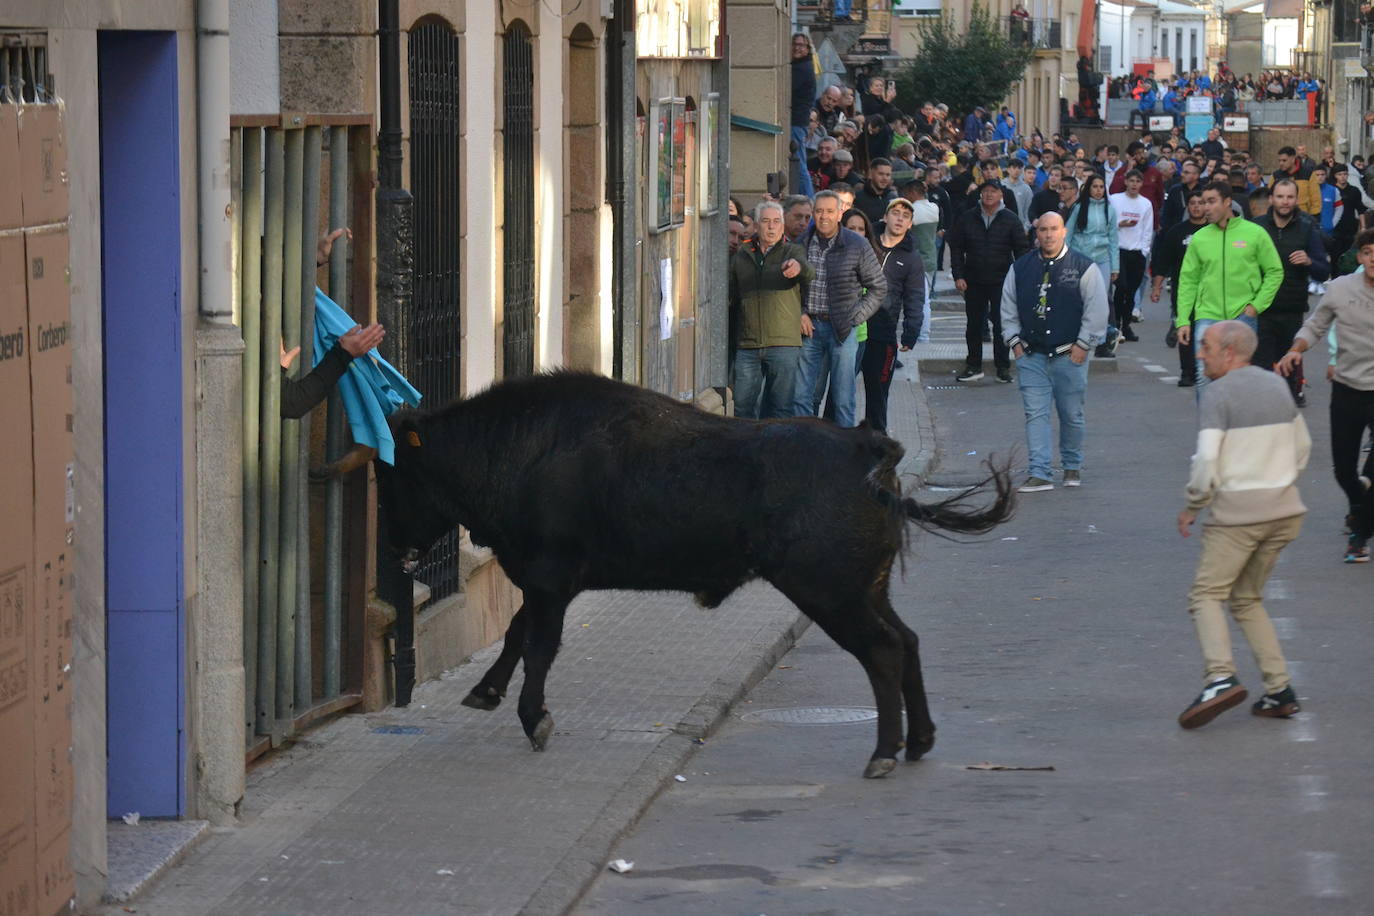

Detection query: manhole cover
xmin=739 ymin=706 xmax=878 ymax=726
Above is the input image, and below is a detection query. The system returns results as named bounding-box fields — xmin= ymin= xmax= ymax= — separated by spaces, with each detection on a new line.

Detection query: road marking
xmin=1266 ymin=580 xmax=1294 ymax=601
xmin=1271 ymin=616 xmax=1297 ymax=639
xmin=1289 ymin=711 xmax=1319 ymax=743
xmin=1143 ymin=364 xmax=1167 ymax=373
xmin=1296 ymin=774 xmax=1329 ymax=813
xmin=1160 ymin=376 xmax=1180 ymax=383
xmin=1304 ymin=851 xmax=1344 ymax=898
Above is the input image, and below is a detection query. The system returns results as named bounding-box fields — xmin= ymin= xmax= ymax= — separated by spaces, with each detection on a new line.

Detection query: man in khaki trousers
xmin=1176 ymin=321 xmax=1311 ymax=729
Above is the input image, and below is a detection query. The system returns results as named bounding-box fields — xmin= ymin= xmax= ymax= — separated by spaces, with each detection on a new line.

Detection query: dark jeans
xmin=1256 ymin=311 xmax=1305 ymax=399
xmin=860 ymin=341 xmax=899 ymax=432
xmin=964 ymin=281 xmax=1009 ymax=370
xmin=1113 ymin=250 xmax=1147 ymax=334
xmin=1177 ymin=325 xmax=1197 ymax=381
xmin=1331 ymin=381 xmax=1374 ymax=536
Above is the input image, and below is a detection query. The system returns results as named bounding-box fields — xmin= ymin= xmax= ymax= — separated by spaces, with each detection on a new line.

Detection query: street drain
xmin=739 ymin=706 xmax=878 ymax=726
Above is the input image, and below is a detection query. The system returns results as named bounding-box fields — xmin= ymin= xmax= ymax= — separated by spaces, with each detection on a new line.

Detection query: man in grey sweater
xmin=1277 ymin=226 xmax=1374 ymax=563
xmin=1176 ymin=321 xmax=1311 ymax=729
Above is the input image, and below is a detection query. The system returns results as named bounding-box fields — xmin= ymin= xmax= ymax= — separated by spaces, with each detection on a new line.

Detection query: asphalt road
xmin=577 ymin=307 xmax=1374 ymax=915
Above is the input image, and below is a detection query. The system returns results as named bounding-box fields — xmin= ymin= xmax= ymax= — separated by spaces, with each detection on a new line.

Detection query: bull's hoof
xmin=528 ymin=713 xmax=555 ymax=752
xmin=862 ymin=757 xmax=898 ymax=779
xmin=461 ymin=686 xmax=503 ymax=711
xmin=906 ymin=734 xmax=936 ymax=761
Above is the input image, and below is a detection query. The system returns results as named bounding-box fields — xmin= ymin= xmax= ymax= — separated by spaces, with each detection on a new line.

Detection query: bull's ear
xmin=392 ymin=414 xmax=423 ymax=451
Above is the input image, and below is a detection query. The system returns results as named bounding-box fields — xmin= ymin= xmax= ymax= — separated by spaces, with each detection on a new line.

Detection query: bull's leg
xmin=872 ymin=597 xmax=936 ymax=760
xmin=515 ymin=589 xmax=571 ymax=751
xmin=461 ymin=606 xmax=529 ymax=711
xmin=793 ymin=597 xmax=907 ymax=779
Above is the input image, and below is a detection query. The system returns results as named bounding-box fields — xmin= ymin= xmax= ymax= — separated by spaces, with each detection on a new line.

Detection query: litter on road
xmin=608 ymin=859 xmax=635 ymax=874
xmin=965 ymin=762 xmax=1056 ymax=772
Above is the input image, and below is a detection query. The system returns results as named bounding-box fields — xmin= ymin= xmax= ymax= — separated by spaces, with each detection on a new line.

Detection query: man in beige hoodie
xmin=1176 ymin=320 xmax=1311 ymax=729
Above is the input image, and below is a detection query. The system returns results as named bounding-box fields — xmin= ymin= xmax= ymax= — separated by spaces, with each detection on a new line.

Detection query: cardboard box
xmin=24 ymin=224 xmax=74 ymax=916
xmin=0 ymin=228 xmax=36 ymax=916
xmin=0 ymin=106 xmax=21 ymax=231
xmin=17 ymin=104 xmax=68 ymax=228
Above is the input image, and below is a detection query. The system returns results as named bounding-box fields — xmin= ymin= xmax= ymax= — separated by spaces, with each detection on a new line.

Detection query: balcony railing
xmin=1006 ymin=16 xmax=1061 ymax=52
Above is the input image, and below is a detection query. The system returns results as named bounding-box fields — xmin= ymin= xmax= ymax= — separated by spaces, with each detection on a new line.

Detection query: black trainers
xmin=1346 ymin=535 xmax=1370 ymax=564
xmin=1063 ymin=469 xmax=1081 ymax=487
xmin=1177 ymin=377 xmax=1196 ymax=387
xmin=1017 ymin=476 xmax=1054 ymax=493
xmin=1178 ymin=676 xmax=1248 ymax=729
xmin=956 ymin=367 xmax=984 ymax=382
xmin=996 ymin=368 xmax=1013 ymax=383
xmin=1252 ymin=686 xmax=1301 ymax=718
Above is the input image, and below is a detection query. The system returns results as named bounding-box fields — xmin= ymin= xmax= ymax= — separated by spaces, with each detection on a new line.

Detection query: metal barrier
xmin=232 ymin=116 xmax=374 ymax=758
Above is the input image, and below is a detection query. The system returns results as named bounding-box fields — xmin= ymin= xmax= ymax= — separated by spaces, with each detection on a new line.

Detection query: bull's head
xmin=312 ymin=416 xmax=456 ymax=575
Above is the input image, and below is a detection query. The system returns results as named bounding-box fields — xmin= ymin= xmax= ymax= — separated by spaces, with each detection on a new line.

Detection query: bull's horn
xmin=309 ymin=444 xmax=378 ymax=480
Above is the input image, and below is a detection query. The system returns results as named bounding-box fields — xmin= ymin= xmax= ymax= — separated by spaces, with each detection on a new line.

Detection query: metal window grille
xmin=0 ymin=32 xmax=51 ymax=102
xmin=502 ymin=24 xmax=536 ymax=380
xmin=407 ymin=20 xmax=464 ymax=602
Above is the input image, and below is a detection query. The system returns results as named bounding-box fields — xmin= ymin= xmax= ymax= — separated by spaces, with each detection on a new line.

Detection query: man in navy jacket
xmin=1001 ymin=211 xmax=1109 ymax=492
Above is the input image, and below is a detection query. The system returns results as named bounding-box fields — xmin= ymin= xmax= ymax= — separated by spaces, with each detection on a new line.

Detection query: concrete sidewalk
xmin=107 ymin=380 xmax=935 ymax=916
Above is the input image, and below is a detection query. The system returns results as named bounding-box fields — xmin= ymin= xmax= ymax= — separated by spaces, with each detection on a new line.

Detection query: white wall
xmin=230 ymin=0 xmax=281 ymax=114
xmin=1263 ymin=19 xmax=1299 ymax=68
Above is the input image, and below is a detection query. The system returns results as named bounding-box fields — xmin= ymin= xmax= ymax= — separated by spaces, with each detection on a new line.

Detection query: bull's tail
xmin=871 ymin=457 xmax=1016 ymax=538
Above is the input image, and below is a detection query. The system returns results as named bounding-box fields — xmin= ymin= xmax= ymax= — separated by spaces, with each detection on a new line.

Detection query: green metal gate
xmin=232 ymin=116 xmax=374 ymax=759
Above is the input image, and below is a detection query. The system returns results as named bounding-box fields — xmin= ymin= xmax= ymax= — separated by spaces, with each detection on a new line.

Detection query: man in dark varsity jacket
xmin=1000 ymin=210 xmax=1109 ymax=492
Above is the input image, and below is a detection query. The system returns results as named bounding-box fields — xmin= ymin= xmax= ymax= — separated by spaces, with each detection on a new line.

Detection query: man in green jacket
xmin=729 ymin=200 xmax=815 ymax=418
xmin=1176 ymin=180 xmax=1285 ymax=396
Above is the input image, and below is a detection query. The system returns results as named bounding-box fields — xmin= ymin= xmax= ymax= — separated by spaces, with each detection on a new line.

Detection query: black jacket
xmin=947 ymin=206 xmax=1030 ymax=285
xmin=281 ymin=343 xmax=353 ymax=419
xmin=853 ymin=183 xmax=897 ymax=225
xmin=869 ymin=231 xmax=927 ymax=347
xmin=791 ymin=57 xmax=816 ymax=128
xmin=1161 ymin=181 xmax=1201 ymax=229
xmin=1253 ymin=211 xmax=1330 ymax=314
xmin=1027 ymin=185 xmax=1061 ymax=224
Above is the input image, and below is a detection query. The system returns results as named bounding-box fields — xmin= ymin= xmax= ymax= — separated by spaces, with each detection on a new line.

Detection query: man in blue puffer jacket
xmin=861 ymin=197 xmax=928 ymax=432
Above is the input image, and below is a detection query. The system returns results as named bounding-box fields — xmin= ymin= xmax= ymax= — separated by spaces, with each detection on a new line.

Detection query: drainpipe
xmin=198 ymin=0 xmax=232 ymax=322
xmin=376 ymin=0 xmax=417 ymax=707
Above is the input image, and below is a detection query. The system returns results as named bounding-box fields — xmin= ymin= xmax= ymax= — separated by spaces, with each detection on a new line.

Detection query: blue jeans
xmin=734 ymin=346 xmax=801 ymax=419
xmin=1193 ymin=313 xmax=1259 ymax=400
xmin=1016 ymin=351 xmax=1090 ymax=480
xmin=790 ymin=126 xmax=815 ymax=199
xmin=794 ymin=319 xmax=860 ymax=426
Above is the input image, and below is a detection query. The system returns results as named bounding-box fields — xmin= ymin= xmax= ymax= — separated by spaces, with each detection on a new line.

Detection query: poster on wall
xmin=699 ymin=94 xmax=719 ymax=216
xmin=649 ymin=98 xmax=687 ymax=233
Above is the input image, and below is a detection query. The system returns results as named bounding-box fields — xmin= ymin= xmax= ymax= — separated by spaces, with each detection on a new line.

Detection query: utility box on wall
xmin=0 ymin=99 xmax=74 ymax=916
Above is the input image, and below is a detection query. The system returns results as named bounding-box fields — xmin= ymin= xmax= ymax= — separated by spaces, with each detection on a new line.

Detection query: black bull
xmin=333 ymin=372 xmax=1014 ymax=779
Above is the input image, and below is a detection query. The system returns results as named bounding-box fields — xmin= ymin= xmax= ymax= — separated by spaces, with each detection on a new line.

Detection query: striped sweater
xmin=1186 ymin=366 xmax=1311 ymax=525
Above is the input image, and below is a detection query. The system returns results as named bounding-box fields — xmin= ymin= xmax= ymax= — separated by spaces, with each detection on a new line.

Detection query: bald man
xmin=1176 ymin=320 xmax=1310 ymax=728
xmin=1001 ymin=211 xmax=1110 ymax=492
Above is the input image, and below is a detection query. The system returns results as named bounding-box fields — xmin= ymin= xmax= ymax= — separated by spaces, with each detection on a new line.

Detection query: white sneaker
xmin=1132 ymin=310 xmax=1143 ymax=322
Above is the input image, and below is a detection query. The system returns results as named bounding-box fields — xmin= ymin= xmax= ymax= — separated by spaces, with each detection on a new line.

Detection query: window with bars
xmin=407 ymin=18 xmax=464 ymax=602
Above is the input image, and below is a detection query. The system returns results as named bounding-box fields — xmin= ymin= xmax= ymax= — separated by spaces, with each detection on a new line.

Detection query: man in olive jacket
xmin=729 ymin=200 xmax=815 ymax=418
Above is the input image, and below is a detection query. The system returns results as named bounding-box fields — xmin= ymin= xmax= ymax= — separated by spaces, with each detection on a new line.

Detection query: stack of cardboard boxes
xmin=0 ymin=99 xmax=74 ymax=916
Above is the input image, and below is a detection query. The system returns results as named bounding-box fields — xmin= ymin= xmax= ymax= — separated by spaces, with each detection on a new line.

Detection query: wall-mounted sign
xmin=1222 ymin=116 xmax=1250 ymax=132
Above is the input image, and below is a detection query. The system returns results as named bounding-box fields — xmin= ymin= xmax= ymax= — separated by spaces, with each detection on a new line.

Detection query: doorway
xmin=98 ymin=30 xmax=185 ymax=818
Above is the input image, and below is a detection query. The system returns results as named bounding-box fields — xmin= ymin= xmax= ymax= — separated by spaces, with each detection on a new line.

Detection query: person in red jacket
xmin=1109 ymin=141 xmax=1165 ymax=229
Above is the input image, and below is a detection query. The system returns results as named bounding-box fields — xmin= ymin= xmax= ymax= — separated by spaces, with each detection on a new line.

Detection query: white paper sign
xmin=659 ymin=257 xmax=673 ymax=341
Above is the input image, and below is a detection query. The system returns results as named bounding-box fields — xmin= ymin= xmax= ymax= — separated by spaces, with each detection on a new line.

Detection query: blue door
xmin=99 ymin=31 xmax=185 ymax=818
